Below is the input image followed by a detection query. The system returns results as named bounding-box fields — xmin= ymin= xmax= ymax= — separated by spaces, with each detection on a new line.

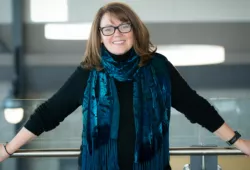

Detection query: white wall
xmin=0 ymin=53 xmax=13 ymax=66
xmin=22 ymin=0 xmax=250 ymax=23
xmin=66 ymin=0 xmax=250 ymax=22
xmin=0 ymin=0 xmax=12 ymax=23
xmin=1 ymin=0 xmax=250 ymax=24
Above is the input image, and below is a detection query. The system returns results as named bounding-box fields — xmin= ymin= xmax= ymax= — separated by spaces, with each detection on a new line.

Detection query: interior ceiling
xmin=0 ymin=0 xmax=250 ymax=65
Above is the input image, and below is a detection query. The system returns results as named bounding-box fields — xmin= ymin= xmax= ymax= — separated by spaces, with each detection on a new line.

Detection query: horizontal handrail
xmin=9 ymin=147 xmax=244 ymax=158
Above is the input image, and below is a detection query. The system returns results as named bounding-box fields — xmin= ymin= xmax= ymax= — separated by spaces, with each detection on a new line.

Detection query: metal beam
xmin=12 ymin=0 xmax=25 ymax=98
xmin=6 ymin=147 xmax=244 ymax=158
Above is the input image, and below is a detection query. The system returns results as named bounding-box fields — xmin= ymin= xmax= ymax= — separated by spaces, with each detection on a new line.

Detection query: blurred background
xmin=1 ymin=0 xmax=250 ymax=169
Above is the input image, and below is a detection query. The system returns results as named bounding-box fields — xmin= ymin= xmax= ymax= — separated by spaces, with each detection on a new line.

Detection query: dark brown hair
xmin=82 ymin=2 xmax=156 ymax=70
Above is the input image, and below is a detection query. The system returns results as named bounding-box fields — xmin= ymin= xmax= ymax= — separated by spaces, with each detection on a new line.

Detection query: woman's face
xmin=100 ymin=13 xmax=134 ymax=55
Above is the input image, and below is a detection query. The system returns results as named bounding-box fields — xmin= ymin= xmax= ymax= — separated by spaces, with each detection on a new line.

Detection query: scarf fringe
xmin=81 ymin=137 xmax=169 ymax=170
xmin=81 ymin=139 xmax=119 ymax=170
xmin=133 ymin=135 xmax=169 ymax=170
xmin=133 ymin=147 xmax=166 ymax=170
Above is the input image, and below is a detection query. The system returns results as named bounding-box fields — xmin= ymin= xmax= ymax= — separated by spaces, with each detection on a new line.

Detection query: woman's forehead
xmin=100 ymin=12 xmax=129 ymax=26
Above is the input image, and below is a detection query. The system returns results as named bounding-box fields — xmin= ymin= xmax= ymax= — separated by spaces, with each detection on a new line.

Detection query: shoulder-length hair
xmin=82 ymin=2 xmax=156 ymax=70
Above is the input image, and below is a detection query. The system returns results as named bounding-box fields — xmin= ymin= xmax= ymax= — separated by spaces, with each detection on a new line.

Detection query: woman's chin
xmin=111 ymin=49 xmax=128 ymax=55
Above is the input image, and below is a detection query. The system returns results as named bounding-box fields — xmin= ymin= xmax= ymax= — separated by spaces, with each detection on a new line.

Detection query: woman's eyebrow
xmin=102 ymin=22 xmax=127 ymax=27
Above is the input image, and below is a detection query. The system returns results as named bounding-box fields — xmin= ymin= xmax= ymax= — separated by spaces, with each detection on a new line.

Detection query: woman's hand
xmin=214 ymin=123 xmax=250 ymax=157
xmin=0 ymin=144 xmax=10 ymax=163
xmin=234 ymin=139 xmax=250 ymax=157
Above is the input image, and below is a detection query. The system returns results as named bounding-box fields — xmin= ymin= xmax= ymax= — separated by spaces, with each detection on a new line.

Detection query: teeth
xmin=113 ymin=40 xmax=125 ymax=44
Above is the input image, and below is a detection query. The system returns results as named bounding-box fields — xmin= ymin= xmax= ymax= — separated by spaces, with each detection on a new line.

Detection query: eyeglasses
xmin=99 ymin=23 xmax=132 ymax=36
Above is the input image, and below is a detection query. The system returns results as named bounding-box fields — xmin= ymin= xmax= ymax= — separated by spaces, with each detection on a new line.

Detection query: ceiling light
xmin=45 ymin=23 xmax=92 ymax=40
xmin=3 ymin=98 xmax=24 ymax=124
xmin=157 ymin=45 xmax=225 ymax=66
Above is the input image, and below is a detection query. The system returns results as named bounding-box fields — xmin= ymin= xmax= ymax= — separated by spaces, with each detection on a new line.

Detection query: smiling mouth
xmin=112 ymin=40 xmax=126 ymax=44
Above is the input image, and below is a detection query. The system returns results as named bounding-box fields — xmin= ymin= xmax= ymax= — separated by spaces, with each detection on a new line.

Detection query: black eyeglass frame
xmin=99 ymin=23 xmax=132 ymax=36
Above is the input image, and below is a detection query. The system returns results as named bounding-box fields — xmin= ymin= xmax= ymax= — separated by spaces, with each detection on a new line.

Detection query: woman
xmin=0 ymin=2 xmax=250 ymax=170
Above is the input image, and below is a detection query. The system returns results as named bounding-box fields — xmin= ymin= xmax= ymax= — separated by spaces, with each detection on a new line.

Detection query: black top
xmin=24 ymin=50 xmax=224 ymax=170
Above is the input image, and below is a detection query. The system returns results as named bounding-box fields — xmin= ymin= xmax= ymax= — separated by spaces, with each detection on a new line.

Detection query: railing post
xmin=204 ymin=155 xmax=219 ymax=170
xmin=189 ymin=145 xmax=219 ymax=170
xmin=190 ymin=155 xmax=203 ymax=170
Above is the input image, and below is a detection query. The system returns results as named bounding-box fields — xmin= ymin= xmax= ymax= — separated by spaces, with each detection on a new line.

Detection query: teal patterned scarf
xmin=81 ymin=46 xmax=171 ymax=170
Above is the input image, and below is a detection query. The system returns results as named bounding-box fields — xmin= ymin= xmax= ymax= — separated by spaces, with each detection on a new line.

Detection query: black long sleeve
xmin=24 ymin=57 xmax=225 ymax=170
xmin=167 ymin=60 xmax=225 ymax=132
xmin=24 ymin=65 xmax=90 ymax=136
xmin=25 ymin=58 xmax=224 ymax=136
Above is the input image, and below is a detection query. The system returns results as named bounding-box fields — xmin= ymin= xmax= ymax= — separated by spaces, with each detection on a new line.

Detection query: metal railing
xmin=9 ymin=147 xmax=243 ymax=158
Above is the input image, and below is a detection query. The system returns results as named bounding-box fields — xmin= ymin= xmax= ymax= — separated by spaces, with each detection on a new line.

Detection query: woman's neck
xmin=106 ymin=48 xmax=133 ymax=62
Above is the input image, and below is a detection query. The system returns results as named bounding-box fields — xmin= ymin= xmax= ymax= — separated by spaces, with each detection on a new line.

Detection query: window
xmin=30 ymin=0 xmax=68 ymax=22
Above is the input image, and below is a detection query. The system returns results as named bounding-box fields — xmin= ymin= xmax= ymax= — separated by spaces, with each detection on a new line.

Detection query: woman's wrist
xmin=3 ymin=143 xmax=13 ymax=156
xmin=233 ymin=138 xmax=244 ymax=148
xmin=0 ymin=144 xmax=10 ymax=160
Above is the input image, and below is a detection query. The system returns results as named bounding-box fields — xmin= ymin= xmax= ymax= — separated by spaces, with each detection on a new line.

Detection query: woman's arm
xmin=0 ymin=65 xmax=90 ymax=162
xmin=166 ymin=58 xmax=224 ymax=132
xmin=24 ymin=66 xmax=90 ymax=135
xmin=24 ymin=66 xmax=89 ymax=136
xmin=214 ymin=122 xmax=250 ymax=156
xmin=0 ymin=127 xmax=36 ymax=162
xmin=164 ymin=56 xmax=250 ymax=156
xmin=6 ymin=127 xmax=36 ymax=154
